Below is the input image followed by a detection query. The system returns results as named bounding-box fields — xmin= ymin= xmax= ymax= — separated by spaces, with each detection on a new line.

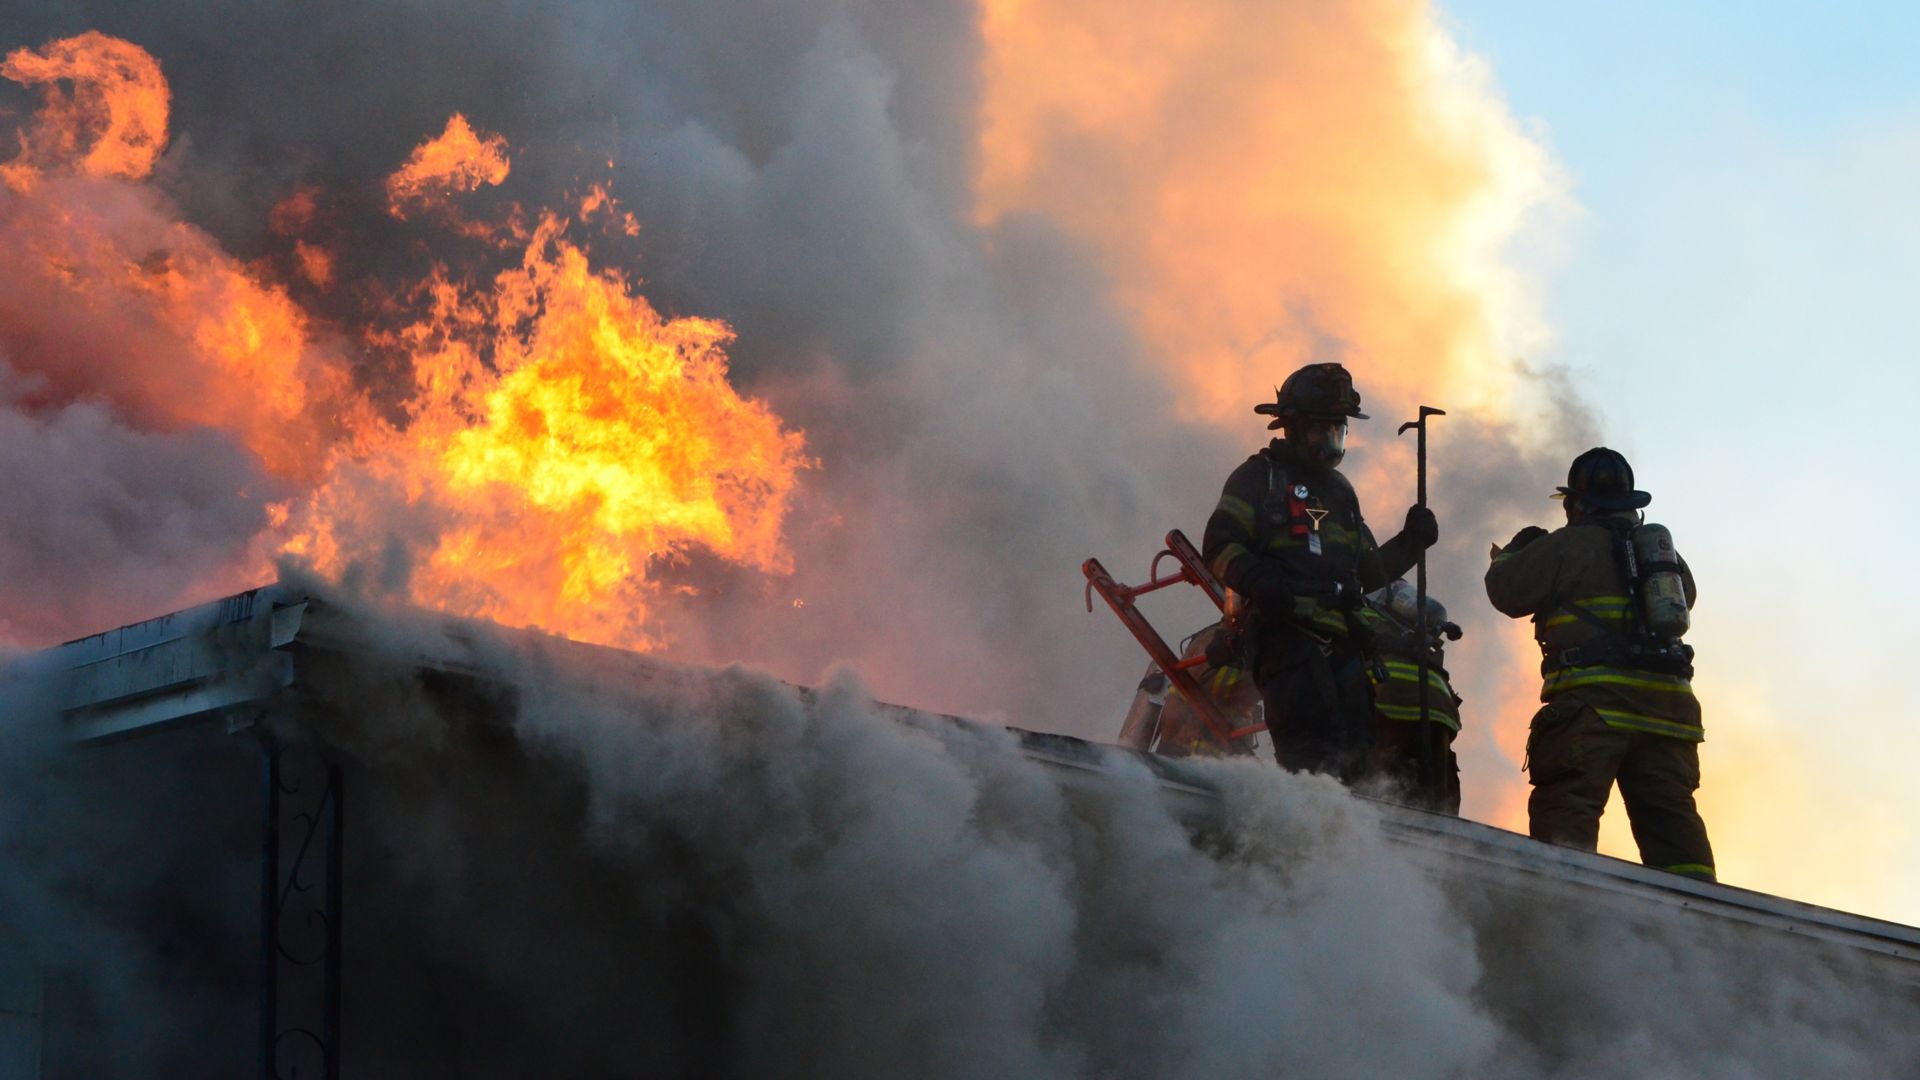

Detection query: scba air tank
xmin=1633 ymin=523 xmax=1690 ymax=638
xmin=1376 ymin=579 xmax=1448 ymax=630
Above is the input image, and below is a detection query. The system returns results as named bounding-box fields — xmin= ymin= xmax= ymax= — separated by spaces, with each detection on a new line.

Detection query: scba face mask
xmin=1295 ymin=418 xmax=1347 ymax=466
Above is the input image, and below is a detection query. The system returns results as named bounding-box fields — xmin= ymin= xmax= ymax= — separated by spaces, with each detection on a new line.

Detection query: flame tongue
xmin=0 ymin=34 xmax=354 ymax=480
xmin=278 ymin=135 xmax=811 ymax=649
xmin=385 ymin=113 xmax=512 ymax=218
xmin=0 ymin=30 xmax=169 ymax=187
xmin=373 ymin=212 xmax=811 ymax=646
xmin=0 ymin=33 xmax=810 ymax=650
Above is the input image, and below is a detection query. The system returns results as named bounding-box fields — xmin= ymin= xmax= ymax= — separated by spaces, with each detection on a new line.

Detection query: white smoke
xmin=0 ymin=356 xmax=279 ymax=646
xmin=0 ymin=589 xmax=1915 ymax=1074
xmin=0 ymin=6 xmax=1909 ymax=1074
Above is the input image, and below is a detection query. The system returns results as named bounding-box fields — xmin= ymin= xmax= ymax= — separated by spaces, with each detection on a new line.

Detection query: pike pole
xmin=1398 ymin=406 xmax=1444 ymax=806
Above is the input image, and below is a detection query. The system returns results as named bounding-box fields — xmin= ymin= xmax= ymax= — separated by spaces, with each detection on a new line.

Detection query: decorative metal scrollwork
xmin=259 ymin=737 xmax=342 ymax=1080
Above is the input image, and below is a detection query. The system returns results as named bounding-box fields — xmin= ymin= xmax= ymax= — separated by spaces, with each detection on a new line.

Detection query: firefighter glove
xmin=1504 ymin=525 xmax=1549 ymax=552
xmin=1403 ymin=504 xmax=1439 ymax=549
xmin=1203 ymin=629 xmax=1243 ymax=669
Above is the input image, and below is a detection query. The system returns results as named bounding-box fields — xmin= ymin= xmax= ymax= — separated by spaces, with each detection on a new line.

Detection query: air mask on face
xmin=1295 ymin=418 xmax=1347 ymax=467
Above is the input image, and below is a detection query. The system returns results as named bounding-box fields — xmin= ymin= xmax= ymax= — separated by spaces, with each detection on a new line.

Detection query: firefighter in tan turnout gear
xmin=1484 ymin=447 xmax=1715 ymax=880
xmin=1115 ymin=622 xmax=1263 ymax=758
xmin=1201 ymin=363 xmax=1437 ymax=783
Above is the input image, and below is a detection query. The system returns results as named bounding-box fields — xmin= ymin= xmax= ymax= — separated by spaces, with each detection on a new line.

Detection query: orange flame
xmin=0 ymin=37 xmax=808 ymax=650
xmin=283 ymin=127 xmax=811 ymax=648
xmin=385 ymin=112 xmax=512 ymax=218
xmin=0 ymin=35 xmax=357 ymax=479
xmin=287 ymin=214 xmax=810 ymax=646
xmin=293 ymin=241 xmax=335 ymax=290
xmin=0 ymin=31 xmax=169 ymax=189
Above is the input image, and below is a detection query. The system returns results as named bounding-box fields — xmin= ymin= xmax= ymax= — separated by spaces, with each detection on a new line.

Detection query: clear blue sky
xmin=1439 ymin=2 xmax=1920 ymax=920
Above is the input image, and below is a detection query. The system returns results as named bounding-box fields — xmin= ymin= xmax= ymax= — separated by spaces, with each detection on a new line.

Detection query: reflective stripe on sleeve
xmin=1210 ymin=542 xmax=1251 ymax=581
xmin=1215 ymin=494 xmax=1257 ymax=532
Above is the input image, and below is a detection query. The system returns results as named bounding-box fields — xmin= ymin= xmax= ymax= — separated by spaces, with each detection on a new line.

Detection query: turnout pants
xmin=1367 ymin=721 xmax=1460 ymax=815
xmin=1526 ymin=698 xmax=1715 ymax=879
xmin=1254 ymin=636 xmax=1374 ymax=784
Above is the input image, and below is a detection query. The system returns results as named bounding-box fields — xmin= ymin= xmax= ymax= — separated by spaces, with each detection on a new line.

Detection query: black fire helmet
xmin=1554 ymin=446 xmax=1652 ymax=511
xmin=1253 ymin=362 xmax=1368 ymax=429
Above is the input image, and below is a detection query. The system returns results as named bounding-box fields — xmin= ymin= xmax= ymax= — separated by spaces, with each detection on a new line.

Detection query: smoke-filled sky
xmin=0 ymin=0 xmax=1913 ymax=929
xmin=1441 ymin=2 xmax=1920 ymax=924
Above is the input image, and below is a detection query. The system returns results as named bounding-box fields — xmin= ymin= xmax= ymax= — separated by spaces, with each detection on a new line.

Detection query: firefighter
xmin=1200 ymin=363 xmax=1437 ymax=783
xmin=1483 ymin=447 xmax=1715 ymax=880
xmin=1359 ymin=580 xmax=1464 ymax=815
xmin=1115 ymin=622 xmax=1263 ymax=758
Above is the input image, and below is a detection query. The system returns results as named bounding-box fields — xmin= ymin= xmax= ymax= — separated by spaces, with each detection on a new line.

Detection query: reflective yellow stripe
xmin=1374 ymin=702 xmax=1461 ymax=731
xmin=1592 ymin=708 xmax=1703 ymax=741
xmin=1319 ymin=521 xmax=1360 ymax=546
xmin=1210 ymin=543 xmax=1250 ymax=580
xmin=1377 ymin=660 xmax=1452 ymax=697
xmin=1540 ymin=596 xmax=1633 ymax=630
xmin=1215 ymin=494 xmax=1256 ymax=532
xmin=1543 ymin=666 xmax=1693 ymax=696
xmin=1262 ymin=533 xmax=1361 ymax=556
xmin=1663 ymin=863 xmax=1716 ymax=878
xmin=1205 ymin=667 xmax=1244 ymax=698
xmin=1308 ymin=610 xmax=1349 ymax=636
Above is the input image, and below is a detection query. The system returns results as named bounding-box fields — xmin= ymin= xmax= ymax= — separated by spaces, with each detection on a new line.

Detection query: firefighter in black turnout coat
xmin=1201 ymin=363 xmax=1438 ymax=782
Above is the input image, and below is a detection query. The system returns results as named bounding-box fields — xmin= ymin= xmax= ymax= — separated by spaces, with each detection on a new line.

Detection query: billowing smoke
xmin=0 ymin=0 xmax=1701 ymax=986
xmin=0 ymin=0 xmax=1582 ymax=751
xmin=0 ymin=368 xmax=278 ymax=643
xmin=0 ymin=0 xmax=1597 ymax=824
xmin=4 ymin=3 xmax=1909 ymax=1070
xmin=0 ymin=605 xmax=1912 ymax=1075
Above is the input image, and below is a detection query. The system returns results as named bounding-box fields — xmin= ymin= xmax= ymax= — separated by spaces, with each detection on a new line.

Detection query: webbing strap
xmin=1544 ymin=588 xmax=1691 ymax=676
xmin=1554 ymin=596 xmax=1626 ymax=637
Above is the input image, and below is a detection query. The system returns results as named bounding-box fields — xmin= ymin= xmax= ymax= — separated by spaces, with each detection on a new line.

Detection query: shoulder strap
xmin=1554 ymin=598 xmax=1629 ymax=638
xmin=1256 ymin=449 xmax=1280 ymax=551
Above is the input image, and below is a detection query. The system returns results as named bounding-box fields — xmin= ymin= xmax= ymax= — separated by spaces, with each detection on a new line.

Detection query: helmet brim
xmin=1553 ymin=486 xmax=1651 ymax=511
xmin=1255 ymin=405 xmax=1368 ymax=428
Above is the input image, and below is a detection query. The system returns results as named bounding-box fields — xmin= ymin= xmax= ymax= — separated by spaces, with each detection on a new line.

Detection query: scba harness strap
xmin=1541 ymin=633 xmax=1694 ymax=678
xmin=1540 ymin=522 xmax=1693 ymax=678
